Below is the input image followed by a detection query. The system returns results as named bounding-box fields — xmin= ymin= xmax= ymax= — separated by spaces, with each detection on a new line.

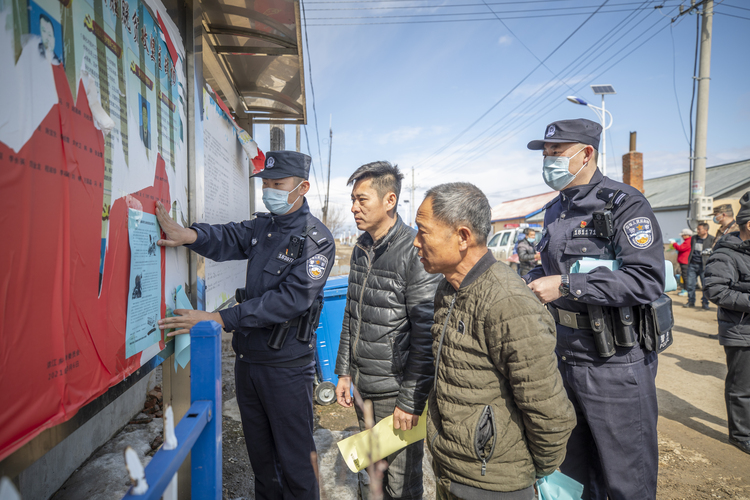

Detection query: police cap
xmin=253 ymin=150 xmax=311 ymax=179
xmin=527 ymin=118 xmax=602 ymax=151
xmin=712 ymin=203 xmax=733 ymax=216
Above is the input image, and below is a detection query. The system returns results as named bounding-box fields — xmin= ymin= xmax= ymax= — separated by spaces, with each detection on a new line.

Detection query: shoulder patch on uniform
xmin=307 ymin=254 xmax=328 ymax=280
xmin=623 ymin=217 xmax=654 ymax=249
xmin=543 ymin=195 xmax=560 ymax=211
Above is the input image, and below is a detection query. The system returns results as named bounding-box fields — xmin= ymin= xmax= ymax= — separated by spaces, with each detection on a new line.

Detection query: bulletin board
xmin=0 ymin=0 xmax=190 ymax=460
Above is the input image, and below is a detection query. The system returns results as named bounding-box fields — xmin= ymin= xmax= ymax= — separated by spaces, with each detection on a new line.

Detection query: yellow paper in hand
xmin=337 ymin=405 xmax=427 ymax=473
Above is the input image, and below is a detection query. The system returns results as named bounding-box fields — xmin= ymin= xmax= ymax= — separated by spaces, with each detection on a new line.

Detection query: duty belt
xmin=548 ymin=305 xmax=592 ymax=330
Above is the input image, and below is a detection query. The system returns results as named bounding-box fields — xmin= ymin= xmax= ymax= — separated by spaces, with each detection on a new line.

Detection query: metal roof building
xmin=644 ymin=159 xmax=750 ymax=240
xmin=492 ymin=159 xmax=750 ymax=239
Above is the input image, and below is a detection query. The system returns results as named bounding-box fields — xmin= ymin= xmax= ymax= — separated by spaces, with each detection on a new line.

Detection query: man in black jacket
xmin=685 ymin=222 xmax=715 ymax=309
xmin=335 ymin=161 xmax=440 ymax=499
xmin=517 ymin=227 xmax=538 ymax=276
xmin=705 ymin=191 xmax=750 ymax=455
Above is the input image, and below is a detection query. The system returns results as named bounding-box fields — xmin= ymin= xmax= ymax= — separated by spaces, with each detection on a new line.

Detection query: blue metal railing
xmin=122 ymin=321 xmax=222 ymax=500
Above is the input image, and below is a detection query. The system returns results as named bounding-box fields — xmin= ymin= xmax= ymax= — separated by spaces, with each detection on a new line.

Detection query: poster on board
xmin=0 ymin=0 xmax=189 ymax=460
xmin=200 ymin=88 xmax=252 ymax=313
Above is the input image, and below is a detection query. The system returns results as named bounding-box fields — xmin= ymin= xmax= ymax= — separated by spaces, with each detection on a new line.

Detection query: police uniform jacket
xmin=187 ymin=199 xmax=335 ymax=364
xmin=526 ymin=169 xmax=665 ymax=362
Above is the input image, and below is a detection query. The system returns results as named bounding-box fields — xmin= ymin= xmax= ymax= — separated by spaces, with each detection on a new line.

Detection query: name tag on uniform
xmin=572 ymin=228 xmax=598 ymax=238
xmin=276 ymin=252 xmax=294 ymax=264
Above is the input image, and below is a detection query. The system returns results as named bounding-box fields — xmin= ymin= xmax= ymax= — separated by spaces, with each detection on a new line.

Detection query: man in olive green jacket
xmin=414 ymin=183 xmax=576 ymax=499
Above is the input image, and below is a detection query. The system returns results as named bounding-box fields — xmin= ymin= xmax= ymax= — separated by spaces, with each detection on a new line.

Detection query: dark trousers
xmin=686 ymin=261 xmax=708 ymax=306
xmin=354 ymin=396 xmax=424 ymax=500
xmin=235 ymin=360 xmax=319 ymax=500
xmin=679 ymin=263 xmax=689 ymax=291
xmin=558 ymin=353 xmax=659 ymax=500
xmin=725 ymin=346 xmax=750 ymax=442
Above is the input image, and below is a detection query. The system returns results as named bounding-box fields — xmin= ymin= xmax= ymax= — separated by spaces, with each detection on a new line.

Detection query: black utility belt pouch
xmin=639 ymin=294 xmax=674 ymax=353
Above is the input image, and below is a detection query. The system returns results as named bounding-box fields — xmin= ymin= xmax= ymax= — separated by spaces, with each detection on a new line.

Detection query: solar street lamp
xmin=567 ymin=84 xmax=615 ymax=176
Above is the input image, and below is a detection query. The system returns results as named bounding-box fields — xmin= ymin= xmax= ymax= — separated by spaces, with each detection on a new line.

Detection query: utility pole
xmin=410 ymin=167 xmax=415 ymax=227
xmin=295 ymin=125 xmax=301 ymax=152
xmin=691 ymin=0 xmax=713 ymax=227
xmin=323 ymin=117 xmax=332 ymax=226
xmin=672 ymin=0 xmax=714 ymax=227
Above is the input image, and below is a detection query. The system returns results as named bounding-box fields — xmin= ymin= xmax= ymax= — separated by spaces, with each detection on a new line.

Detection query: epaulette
xmin=595 ymin=188 xmax=628 ymax=209
xmin=304 ymin=224 xmax=329 ymax=247
xmin=253 ymin=212 xmax=272 ymax=218
xmin=543 ymin=195 xmax=560 ymax=211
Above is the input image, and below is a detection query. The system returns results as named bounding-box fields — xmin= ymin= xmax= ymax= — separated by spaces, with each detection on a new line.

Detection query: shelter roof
xmin=203 ymin=0 xmax=306 ymax=124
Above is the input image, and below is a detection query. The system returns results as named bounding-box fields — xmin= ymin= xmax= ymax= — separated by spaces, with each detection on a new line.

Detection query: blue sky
xmin=253 ymin=0 xmax=750 ymax=231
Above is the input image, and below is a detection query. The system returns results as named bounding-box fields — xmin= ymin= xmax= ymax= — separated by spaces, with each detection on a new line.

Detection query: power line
xmin=423 ymin=0 xmax=657 ymax=176
xmin=407 ymin=0 xmax=611 ymax=172
xmin=307 ymin=6 xmax=665 ymax=23
xmin=307 ymin=0 xmax=673 ymax=11
xmin=669 ymin=22 xmax=690 ymax=146
xmin=300 ymin=0 xmax=326 ymax=177
xmin=722 ymin=2 xmax=750 ymax=12
xmin=307 ymin=0 xmax=584 ymax=4
xmin=431 ymin=6 xmax=676 ymax=178
xmin=714 ymin=10 xmax=750 ymax=20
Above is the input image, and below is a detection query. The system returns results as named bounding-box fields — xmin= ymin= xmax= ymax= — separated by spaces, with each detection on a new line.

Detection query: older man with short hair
xmin=414 ymin=182 xmax=575 ymax=500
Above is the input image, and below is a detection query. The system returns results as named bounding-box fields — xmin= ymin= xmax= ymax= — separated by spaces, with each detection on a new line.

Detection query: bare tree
xmin=314 ymin=204 xmax=348 ymax=238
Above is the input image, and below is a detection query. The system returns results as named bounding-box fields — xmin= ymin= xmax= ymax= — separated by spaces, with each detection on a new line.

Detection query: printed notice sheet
xmin=126 ymin=208 xmax=162 ymax=358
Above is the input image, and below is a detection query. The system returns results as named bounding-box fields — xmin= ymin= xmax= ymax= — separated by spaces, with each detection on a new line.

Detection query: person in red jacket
xmin=672 ymin=228 xmax=693 ymax=296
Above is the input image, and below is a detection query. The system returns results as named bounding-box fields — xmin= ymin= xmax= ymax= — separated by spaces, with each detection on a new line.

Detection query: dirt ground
xmin=219 ymin=276 xmax=750 ymax=499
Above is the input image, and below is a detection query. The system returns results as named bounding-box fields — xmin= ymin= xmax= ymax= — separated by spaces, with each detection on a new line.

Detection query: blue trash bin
xmin=314 ymin=275 xmax=349 ymax=405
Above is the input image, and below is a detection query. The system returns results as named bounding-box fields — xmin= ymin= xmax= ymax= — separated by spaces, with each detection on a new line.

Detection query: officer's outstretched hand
xmin=159 ymin=309 xmax=225 ymax=336
xmin=393 ymin=407 xmax=419 ymax=431
xmin=155 ymin=201 xmax=198 ymax=247
xmin=528 ymin=275 xmax=562 ymax=304
xmin=336 ymin=376 xmax=353 ymax=408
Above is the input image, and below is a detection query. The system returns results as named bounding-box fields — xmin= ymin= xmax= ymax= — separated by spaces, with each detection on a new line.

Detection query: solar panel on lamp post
xmin=566 ymin=84 xmax=615 ymax=176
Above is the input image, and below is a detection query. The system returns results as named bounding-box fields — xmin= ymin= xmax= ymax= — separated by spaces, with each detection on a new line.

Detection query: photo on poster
xmin=28 ymin=1 xmax=64 ymax=66
xmin=139 ymin=94 xmax=151 ymax=149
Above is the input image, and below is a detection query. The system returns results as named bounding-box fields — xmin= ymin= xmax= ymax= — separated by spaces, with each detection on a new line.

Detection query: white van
xmin=487 ymin=226 xmax=542 ymax=271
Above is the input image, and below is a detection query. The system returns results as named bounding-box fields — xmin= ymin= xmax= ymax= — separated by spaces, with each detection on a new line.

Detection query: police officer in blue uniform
xmin=524 ymin=119 xmax=665 ymax=500
xmin=156 ymin=151 xmax=335 ymax=500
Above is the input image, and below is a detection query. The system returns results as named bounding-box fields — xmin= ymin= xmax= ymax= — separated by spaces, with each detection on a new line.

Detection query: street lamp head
xmin=567 ymin=96 xmax=589 ymax=106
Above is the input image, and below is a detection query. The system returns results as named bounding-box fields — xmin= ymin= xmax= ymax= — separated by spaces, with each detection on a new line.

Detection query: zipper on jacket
xmin=351 ymin=245 xmax=374 ymax=387
xmin=474 ymin=405 xmax=497 ymax=477
xmin=433 ymin=293 xmax=457 ymax=393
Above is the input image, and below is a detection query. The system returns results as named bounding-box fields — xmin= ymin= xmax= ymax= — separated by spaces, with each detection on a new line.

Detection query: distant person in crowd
xmin=671 ymin=228 xmax=693 ymax=296
xmin=156 ymin=151 xmax=335 ymax=499
xmin=517 ymin=227 xmax=538 ymax=276
xmin=334 ymin=161 xmax=439 ymax=500
xmin=712 ymin=203 xmax=739 ymax=249
xmin=38 ymin=13 xmax=60 ymax=64
xmin=524 ymin=119 xmax=665 ymax=499
xmin=414 ymin=182 xmax=575 ymax=500
xmin=705 ymin=191 xmax=750 ymax=456
xmin=685 ymin=222 xmax=714 ymax=310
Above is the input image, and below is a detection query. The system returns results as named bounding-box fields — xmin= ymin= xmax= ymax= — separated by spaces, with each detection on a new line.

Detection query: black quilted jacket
xmin=334 ymin=217 xmax=440 ymax=413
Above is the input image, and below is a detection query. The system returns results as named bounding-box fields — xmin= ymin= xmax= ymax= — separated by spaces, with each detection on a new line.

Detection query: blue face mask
xmin=542 ymin=146 xmax=587 ymax=191
xmin=262 ymin=181 xmax=303 ymax=215
xmin=527 ymin=237 xmax=535 ymax=243
xmin=713 ymin=216 xmax=721 ymax=225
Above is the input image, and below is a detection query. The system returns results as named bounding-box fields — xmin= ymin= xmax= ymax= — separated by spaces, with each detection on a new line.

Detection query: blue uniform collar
xmin=560 ymin=168 xmax=603 ymax=204
xmin=269 ymin=198 xmax=310 ymax=229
